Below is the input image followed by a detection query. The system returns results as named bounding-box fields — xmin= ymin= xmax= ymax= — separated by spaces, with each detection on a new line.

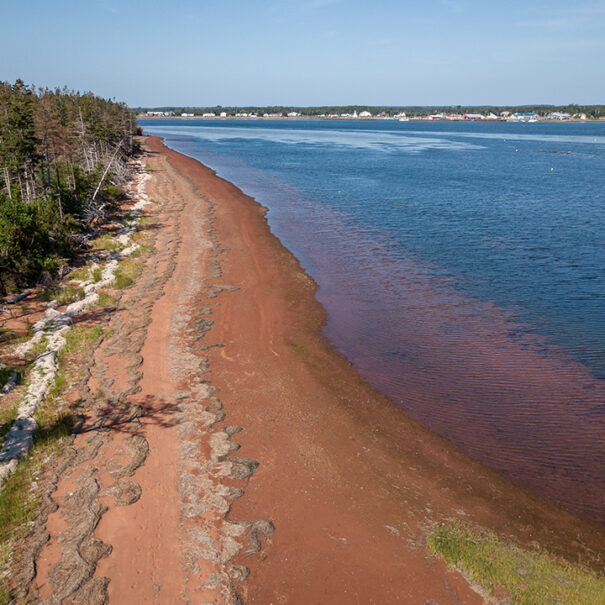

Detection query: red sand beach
xmin=29 ymin=136 xmax=605 ymax=603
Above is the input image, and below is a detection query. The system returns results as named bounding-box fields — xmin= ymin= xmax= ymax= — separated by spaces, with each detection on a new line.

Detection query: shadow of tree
xmin=76 ymin=394 xmax=181 ymax=436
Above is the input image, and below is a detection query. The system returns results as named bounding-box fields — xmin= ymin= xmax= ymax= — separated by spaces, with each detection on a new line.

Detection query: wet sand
xmin=30 ymin=136 xmax=605 ymax=603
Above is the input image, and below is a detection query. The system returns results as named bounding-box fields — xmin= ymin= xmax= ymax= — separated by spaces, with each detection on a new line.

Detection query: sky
xmin=1 ymin=0 xmax=604 ymax=107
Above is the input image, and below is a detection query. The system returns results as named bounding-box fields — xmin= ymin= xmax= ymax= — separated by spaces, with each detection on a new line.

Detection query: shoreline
xmin=137 ymin=116 xmax=601 ymax=123
xmin=12 ymin=134 xmax=603 ymax=602
xmin=142 ymin=137 xmax=605 ymax=599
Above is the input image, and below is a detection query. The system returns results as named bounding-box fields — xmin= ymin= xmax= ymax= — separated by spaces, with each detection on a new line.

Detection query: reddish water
xmin=145 ymin=121 xmax=605 ymax=528
xmin=312 ymin=227 xmax=605 ymax=526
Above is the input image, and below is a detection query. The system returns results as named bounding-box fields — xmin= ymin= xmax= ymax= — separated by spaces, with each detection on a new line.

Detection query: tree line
xmin=0 ymin=80 xmax=138 ymax=295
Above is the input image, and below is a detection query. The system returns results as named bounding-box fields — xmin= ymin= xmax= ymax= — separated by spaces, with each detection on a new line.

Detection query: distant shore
xmin=137 ymin=115 xmax=602 ymax=123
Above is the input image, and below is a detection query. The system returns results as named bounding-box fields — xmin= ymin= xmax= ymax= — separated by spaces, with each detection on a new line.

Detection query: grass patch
xmin=28 ymin=336 xmax=49 ymax=361
xmin=42 ymin=285 xmax=85 ymax=306
xmin=144 ymin=163 xmax=153 ymax=171
xmin=92 ymin=267 xmax=102 ymax=283
xmin=58 ymin=325 xmax=103 ymax=364
xmin=95 ymin=292 xmax=116 ymax=308
xmin=91 ymin=234 xmax=124 ymax=253
xmin=0 ymin=411 xmax=75 ymax=601
xmin=138 ymin=215 xmax=155 ymax=226
xmin=113 ymin=259 xmax=142 ymax=290
xmin=0 ymin=369 xmax=23 ymax=442
xmin=68 ymin=264 xmax=91 ymax=281
xmin=132 ymin=230 xmax=153 ymax=254
xmin=0 ymin=399 xmax=19 ymax=443
xmin=427 ymin=522 xmax=605 ymax=605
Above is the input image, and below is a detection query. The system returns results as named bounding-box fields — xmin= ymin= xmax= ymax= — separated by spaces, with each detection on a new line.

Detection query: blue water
xmin=140 ymin=118 xmax=605 ymax=525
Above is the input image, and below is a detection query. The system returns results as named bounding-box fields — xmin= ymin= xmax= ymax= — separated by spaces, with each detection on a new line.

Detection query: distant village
xmin=138 ymin=108 xmax=596 ymax=122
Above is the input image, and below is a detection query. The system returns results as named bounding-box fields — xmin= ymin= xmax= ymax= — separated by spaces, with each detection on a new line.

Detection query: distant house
xmin=181 ymin=112 xmax=194 ymax=117
xmin=287 ymin=112 xmax=300 ymax=117
xmin=202 ymin=112 xmax=216 ymax=118
xmin=359 ymin=110 xmax=372 ymax=118
xmin=220 ymin=112 xmax=227 ymax=118
xmin=545 ymin=112 xmax=571 ymax=120
xmin=508 ymin=112 xmax=538 ymax=122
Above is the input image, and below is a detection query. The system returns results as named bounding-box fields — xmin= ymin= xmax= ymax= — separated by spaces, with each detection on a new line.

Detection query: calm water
xmin=141 ymin=118 xmax=605 ymax=525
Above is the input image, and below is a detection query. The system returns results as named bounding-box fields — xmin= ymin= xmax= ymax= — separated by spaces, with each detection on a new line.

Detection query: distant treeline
xmin=135 ymin=104 xmax=605 ymax=119
xmin=0 ymin=80 xmax=138 ymax=295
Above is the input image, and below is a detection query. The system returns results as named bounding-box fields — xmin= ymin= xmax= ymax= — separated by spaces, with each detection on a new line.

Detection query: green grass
xmin=0 ymin=411 xmax=75 ymax=602
xmin=91 ymin=234 xmax=124 ymax=253
xmin=113 ymin=259 xmax=142 ymax=289
xmin=68 ymin=264 xmax=91 ymax=281
xmin=0 ymin=399 xmax=19 ymax=443
xmin=92 ymin=267 xmax=102 ymax=283
xmin=138 ymin=215 xmax=155 ymax=226
xmin=0 ymin=370 xmax=23 ymax=442
xmin=42 ymin=285 xmax=85 ymax=306
xmin=95 ymin=291 xmax=116 ymax=308
xmin=144 ymin=163 xmax=153 ymax=171
xmin=28 ymin=336 xmax=49 ymax=361
xmin=58 ymin=325 xmax=103 ymax=364
xmin=427 ymin=522 xmax=605 ymax=605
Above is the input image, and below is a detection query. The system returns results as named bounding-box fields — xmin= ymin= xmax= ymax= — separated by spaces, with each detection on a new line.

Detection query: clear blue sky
xmin=2 ymin=0 xmax=604 ymax=107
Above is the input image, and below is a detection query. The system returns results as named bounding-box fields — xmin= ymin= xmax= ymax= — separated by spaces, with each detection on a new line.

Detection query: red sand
xmin=31 ymin=136 xmax=605 ymax=603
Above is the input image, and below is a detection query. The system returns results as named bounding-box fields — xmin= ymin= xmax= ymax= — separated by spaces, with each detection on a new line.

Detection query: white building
xmin=287 ymin=112 xmax=300 ymax=117
xmin=181 ymin=112 xmax=194 ymax=117
xmin=508 ymin=112 xmax=539 ymax=122
xmin=220 ymin=112 xmax=227 ymax=118
xmin=545 ymin=112 xmax=571 ymax=120
xmin=359 ymin=110 xmax=372 ymax=118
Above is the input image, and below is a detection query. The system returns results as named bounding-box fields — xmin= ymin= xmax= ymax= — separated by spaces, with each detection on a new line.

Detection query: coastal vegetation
xmin=428 ymin=522 xmax=605 ymax=604
xmin=0 ymin=324 xmax=104 ymax=602
xmin=0 ymin=79 xmax=137 ymax=295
